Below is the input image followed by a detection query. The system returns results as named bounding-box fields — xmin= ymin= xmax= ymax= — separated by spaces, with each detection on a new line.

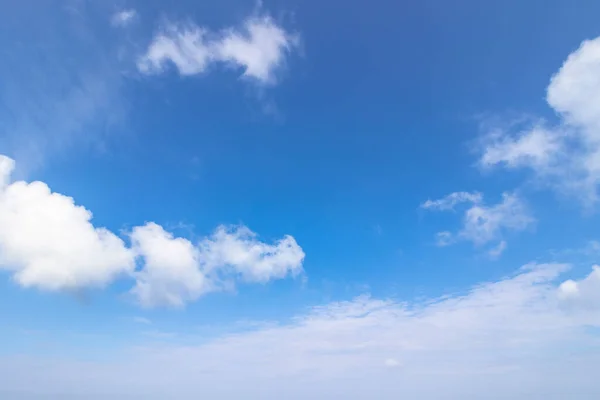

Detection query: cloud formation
xmin=0 ymin=156 xmax=135 ymax=290
xmin=422 ymin=191 xmax=533 ymax=253
xmin=421 ymin=191 xmax=483 ymax=211
xmin=111 ymin=9 xmax=137 ymax=27
xmin=2 ymin=263 xmax=599 ymax=399
xmin=558 ymin=265 xmax=600 ymax=311
xmin=138 ymin=15 xmax=298 ymax=84
xmin=0 ymin=155 xmax=304 ymax=307
xmin=479 ymin=37 xmax=600 ymax=206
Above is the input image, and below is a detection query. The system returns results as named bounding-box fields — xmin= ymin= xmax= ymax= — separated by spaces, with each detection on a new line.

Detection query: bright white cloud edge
xmin=0 ymin=154 xmax=304 ymax=308
xmin=138 ymin=14 xmax=298 ymax=84
xmin=479 ymin=36 xmax=600 ymax=206
xmin=1 ymin=262 xmax=599 ymax=399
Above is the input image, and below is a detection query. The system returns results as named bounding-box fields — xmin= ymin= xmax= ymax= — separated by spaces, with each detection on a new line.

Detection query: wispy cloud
xmin=488 ymin=240 xmax=507 ymax=259
xmin=421 ymin=191 xmax=483 ymax=211
xmin=1 ymin=263 xmax=599 ymax=398
xmin=0 ymin=3 xmax=131 ymax=175
xmin=138 ymin=14 xmax=299 ymax=85
xmin=111 ymin=9 xmax=137 ymax=27
xmin=422 ymin=192 xmax=533 ymax=254
xmin=132 ymin=316 xmax=152 ymax=325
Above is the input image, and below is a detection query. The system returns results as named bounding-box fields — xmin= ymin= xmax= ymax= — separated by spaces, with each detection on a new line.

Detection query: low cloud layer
xmin=2 ymin=263 xmax=599 ymax=399
xmin=0 ymin=155 xmax=304 ymax=307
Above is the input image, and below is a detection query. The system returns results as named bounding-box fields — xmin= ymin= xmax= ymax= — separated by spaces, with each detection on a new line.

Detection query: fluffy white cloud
xmin=479 ymin=37 xmax=600 ymax=205
xmin=0 ymin=155 xmax=15 ymax=188
xmin=138 ymin=15 xmax=297 ymax=84
xmin=2 ymin=263 xmax=599 ymax=399
xmin=0 ymin=155 xmax=304 ymax=306
xmin=111 ymin=9 xmax=137 ymax=27
xmin=129 ymin=223 xmax=304 ymax=307
xmin=547 ymin=39 xmax=600 ymax=135
xmin=130 ymin=223 xmax=211 ymax=308
xmin=0 ymin=156 xmax=135 ymax=290
xmin=198 ymin=225 xmax=305 ymax=283
xmin=422 ymin=191 xmax=533 ymax=253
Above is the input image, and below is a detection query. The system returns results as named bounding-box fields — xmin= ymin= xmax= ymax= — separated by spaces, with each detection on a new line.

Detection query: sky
xmin=1 ymin=0 xmax=600 ymax=398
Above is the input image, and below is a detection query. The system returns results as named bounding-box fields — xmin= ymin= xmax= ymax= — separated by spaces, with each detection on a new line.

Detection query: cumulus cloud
xmin=111 ymin=9 xmax=137 ymax=27
xmin=479 ymin=37 xmax=600 ymax=206
xmin=422 ymin=191 xmax=533 ymax=253
xmin=0 ymin=155 xmax=15 ymax=188
xmin=198 ymin=226 xmax=305 ymax=282
xmin=2 ymin=262 xmax=599 ymax=399
xmin=130 ymin=223 xmax=211 ymax=308
xmin=130 ymin=223 xmax=305 ymax=308
xmin=0 ymin=158 xmax=135 ymax=290
xmin=138 ymin=15 xmax=298 ymax=84
xmin=0 ymin=155 xmax=304 ymax=306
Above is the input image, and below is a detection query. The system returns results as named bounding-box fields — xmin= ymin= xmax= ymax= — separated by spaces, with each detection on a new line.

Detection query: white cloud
xmin=488 ymin=240 xmax=507 ymax=259
xmin=0 ymin=156 xmax=135 ymax=291
xmin=0 ymin=155 xmax=304 ymax=306
xmin=558 ymin=265 xmax=600 ymax=310
xmin=2 ymin=262 xmax=600 ymax=399
xmin=138 ymin=15 xmax=298 ymax=84
xmin=0 ymin=155 xmax=15 ymax=188
xmin=423 ymin=192 xmax=533 ymax=253
xmin=111 ymin=9 xmax=137 ymax=27
xmin=129 ymin=223 xmax=304 ymax=307
xmin=435 ymin=231 xmax=453 ymax=247
xmin=479 ymin=37 xmax=600 ymax=205
xmin=198 ymin=225 xmax=305 ymax=283
xmin=130 ymin=223 xmax=211 ymax=308
xmin=421 ymin=191 xmax=483 ymax=211
xmin=488 ymin=240 xmax=506 ymax=259
xmin=547 ymin=39 xmax=600 ymax=135
xmin=480 ymin=125 xmax=563 ymax=169
xmin=460 ymin=193 xmax=533 ymax=246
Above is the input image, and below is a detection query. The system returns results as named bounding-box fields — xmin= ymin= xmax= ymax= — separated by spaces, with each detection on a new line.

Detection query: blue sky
xmin=2 ymin=0 xmax=600 ymax=398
